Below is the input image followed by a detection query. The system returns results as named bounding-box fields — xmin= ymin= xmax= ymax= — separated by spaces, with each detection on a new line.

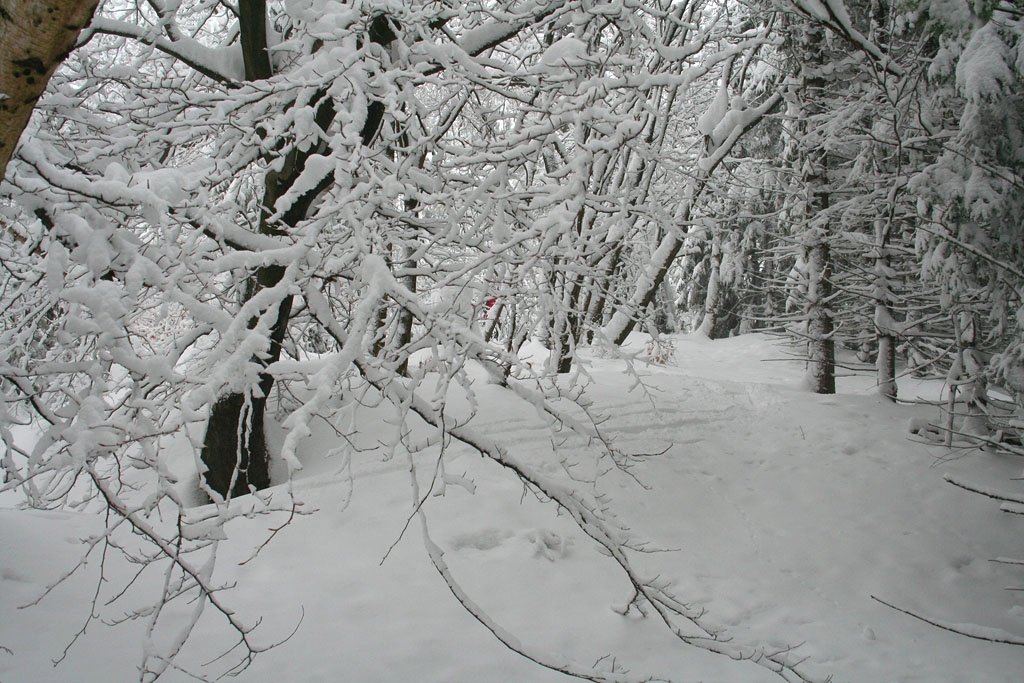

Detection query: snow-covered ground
xmin=3 ymin=333 xmax=1024 ymax=682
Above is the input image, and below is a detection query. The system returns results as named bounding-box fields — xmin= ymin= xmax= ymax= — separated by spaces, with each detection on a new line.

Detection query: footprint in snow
xmin=448 ymin=528 xmax=573 ymax=561
xmin=523 ymin=529 xmax=573 ymax=561
xmin=449 ymin=528 xmax=512 ymax=552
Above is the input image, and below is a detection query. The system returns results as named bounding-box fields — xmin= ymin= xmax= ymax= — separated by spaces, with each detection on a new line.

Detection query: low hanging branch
xmin=82 ymin=463 xmax=303 ymax=680
xmin=403 ymin=444 xmax=652 ymax=683
xmin=303 ymin=282 xmax=819 ymax=683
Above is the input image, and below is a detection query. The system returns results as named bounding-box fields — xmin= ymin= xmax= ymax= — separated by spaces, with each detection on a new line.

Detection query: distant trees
xmin=663 ymin=0 xmax=1023 ymax=416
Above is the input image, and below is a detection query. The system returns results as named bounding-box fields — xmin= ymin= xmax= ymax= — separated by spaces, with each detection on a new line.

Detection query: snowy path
xmin=2 ymin=333 xmax=1024 ymax=682
xmin=577 ymin=337 xmax=1024 ymax=682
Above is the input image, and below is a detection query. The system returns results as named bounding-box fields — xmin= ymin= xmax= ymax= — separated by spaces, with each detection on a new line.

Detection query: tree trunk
xmin=202 ymin=5 xmax=391 ymax=498
xmin=389 ymin=187 xmax=422 ymax=375
xmin=876 ymin=333 xmax=897 ymax=400
xmin=604 ymin=229 xmax=688 ymax=346
xmin=201 ymin=393 xmax=271 ymax=499
xmin=946 ymin=311 xmax=989 ymax=443
xmin=0 ymin=0 xmax=100 ymax=181
xmin=794 ymin=21 xmax=835 ymax=394
xmin=874 ymin=219 xmax=898 ymax=401
xmin=201 ymin=11 xmax=399 ymax=498
xmin=544 ymin=264 xmax=577 ymax=375
xmin=200 ymin=0 xmax=277 ymax=499
xmin=697 ymin=233 xmax=722 ymax=338
xmin=392 ymin=245 xmax=417 ymax=376
xmin=805 ymin=239 xmax=835 ymax=393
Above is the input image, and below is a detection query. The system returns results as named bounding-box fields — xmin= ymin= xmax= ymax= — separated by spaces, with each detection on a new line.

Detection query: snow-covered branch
xmin=80 ymin=17 xmax=244 ymax=85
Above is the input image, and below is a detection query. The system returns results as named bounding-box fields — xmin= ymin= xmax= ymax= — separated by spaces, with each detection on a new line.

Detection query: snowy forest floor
xmin=3 ymin=332 xmax=1024 ymax=682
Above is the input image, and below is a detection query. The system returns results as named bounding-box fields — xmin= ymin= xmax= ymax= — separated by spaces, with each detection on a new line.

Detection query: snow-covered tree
xmin=0 ymin=1 xmax=827 ymax=679
xmin=909 ymin=0 xmax=1024 ymax=419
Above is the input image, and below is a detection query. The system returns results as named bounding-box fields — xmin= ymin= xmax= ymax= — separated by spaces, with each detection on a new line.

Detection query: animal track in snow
xmin=448 ymin=527 xmax=573 ymax=561
xmin=523 ymin=529 xmax=574 ymax=561
xmin=449 ymin=528 xmax=513 ymax=551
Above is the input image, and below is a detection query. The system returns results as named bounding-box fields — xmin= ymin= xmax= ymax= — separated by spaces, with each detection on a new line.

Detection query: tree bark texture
xmin=0 ymin=0 xmax=100 ymax=181
xmin=805 ymin=240 xmax=836 ymax=393
xmin=794 ymin=22 xmax=836 ymax=394
xmin=876 ymin=333 xmax=897 ymax=400
xmin=200 ymin=0 xmax=283 ymax=499
xmin=199 ymin=92 xmax=334 ymax=498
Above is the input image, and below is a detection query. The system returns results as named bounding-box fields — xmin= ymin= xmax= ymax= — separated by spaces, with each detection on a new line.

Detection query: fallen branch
xmin=944 ymin=474 xmax=1024 ymax=506
xmin=872 ymin=595 xmax=1024 ymax=646
xmin=1000 ymin=503 xmax=1024 ymax=515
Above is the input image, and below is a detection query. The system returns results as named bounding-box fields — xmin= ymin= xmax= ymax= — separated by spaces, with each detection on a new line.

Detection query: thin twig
xmin=872 ymin=595 xmax=1024 ymax=646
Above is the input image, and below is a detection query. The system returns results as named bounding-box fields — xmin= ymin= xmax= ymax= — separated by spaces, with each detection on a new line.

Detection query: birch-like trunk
xmin=793 ymin=21 xmax=835 ymax=394
xmin=0 ymin=0 xmax=100 ymax=180
xmin=874 ymin=219 xmax=898 ymax=401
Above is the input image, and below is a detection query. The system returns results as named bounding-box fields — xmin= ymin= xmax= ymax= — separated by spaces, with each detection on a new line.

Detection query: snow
xmin=3 ymin=333 xmax=1024 ymax=682
xmin=456 ymin=20 xmax=528 ymax=60
xmin=697 ymin=91 xmax=783 ymax=171
xmin=535 ymin=37 xmax=592 ymax=71
xmin=697 ymin=62 xmax=731 ymax=138
xmin=85 ymin=18 xmax=245 ymax=84
xmin=957 ymin=23 xmax=1014 ymax=102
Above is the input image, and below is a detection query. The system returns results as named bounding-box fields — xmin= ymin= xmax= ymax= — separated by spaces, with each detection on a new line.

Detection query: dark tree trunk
xmin=200 ymin=10 xmax=397 ymax=498
xmin=201 ymin=393 xmax=271 ymax=498
xmin=238 ymin=0 xmax=271 ymax=81
xmin=805 ymin=240 xmax=835 ymax=394
xmin=201 ymin=8 xmax=338 ymax=498
xmin=200 ymin=0 xmax=275 ymax=499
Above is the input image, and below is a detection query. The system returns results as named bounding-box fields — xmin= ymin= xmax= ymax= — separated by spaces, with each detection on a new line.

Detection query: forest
xmin=1 ymin=0 xmax=1023 ymax=681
